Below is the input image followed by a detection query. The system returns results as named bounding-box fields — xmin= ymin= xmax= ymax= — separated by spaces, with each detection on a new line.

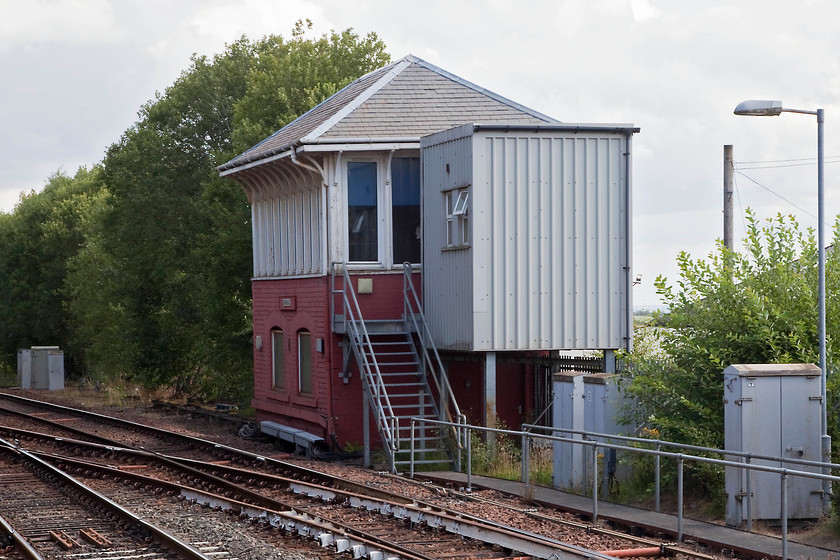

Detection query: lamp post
xmin=735 ymin=100 xmax=829 ymax=510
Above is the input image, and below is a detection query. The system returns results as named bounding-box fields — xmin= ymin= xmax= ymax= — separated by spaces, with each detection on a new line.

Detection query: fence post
xmin=745 ymin=455 xmax=752 ymax=532
xmin=781 ymin=471 xmax=788 ymax=560
xmin=466 ymin=427 xmax=472 ymax=492
xmin=655 ymin=441 xmax=661 ymax=513
xmin=521 ymin=432 xmax=530 ymax=485
xmin=410 ymin=419 xmax=416 ymax=479
xmin=592 ymin=443 xmax=599 ymax=523
xmin=677 ymin=455 xmax=684 ymax=542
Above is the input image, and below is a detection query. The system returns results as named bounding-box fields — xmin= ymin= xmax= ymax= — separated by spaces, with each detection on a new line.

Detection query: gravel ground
xmin=7 ymin=387 xmax=840 ymax=556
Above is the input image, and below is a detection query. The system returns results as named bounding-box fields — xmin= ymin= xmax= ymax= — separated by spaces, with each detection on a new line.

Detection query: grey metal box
xmin=18 ymin=347 xmax=64 ymax=391
xmin=724 ymin=364 xmax=822 ymax=526
xmin=552 ymin=372 xmax=585 ymax=490
xmin=17 ymin=349 xmax=32 ymax=389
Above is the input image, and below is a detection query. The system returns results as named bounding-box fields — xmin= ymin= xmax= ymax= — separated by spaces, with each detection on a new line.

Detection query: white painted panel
xmin=245 ymin=165 xmax=323 ymax=278
xmin=423 ymin=124 xmax=633 ymax=352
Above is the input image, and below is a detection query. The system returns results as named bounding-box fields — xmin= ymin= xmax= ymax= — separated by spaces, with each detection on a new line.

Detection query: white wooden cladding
xmin=422 ymin=125 xmax=633 ymax=352
xmin=241 ymin=164 xmax=324 ymax=278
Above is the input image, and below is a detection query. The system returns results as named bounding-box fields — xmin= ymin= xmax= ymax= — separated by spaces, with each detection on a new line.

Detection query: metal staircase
xmin=331 ymin=262 xmax=466 ymax=472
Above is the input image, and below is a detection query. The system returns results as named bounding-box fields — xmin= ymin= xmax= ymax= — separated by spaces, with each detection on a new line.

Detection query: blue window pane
xmin=348 ymin=161 xmax=378 ymax=261
xmin=391 ymin=157 xmax=421 ymax=264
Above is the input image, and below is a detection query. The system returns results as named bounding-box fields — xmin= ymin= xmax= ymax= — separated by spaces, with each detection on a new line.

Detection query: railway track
xmin=0 ymin=438 xmax=213 ymax=560
xmin=1 ymin=425 xmax=628 ymax=560
xmin=0 ymin=391 xmax=715 ymax=560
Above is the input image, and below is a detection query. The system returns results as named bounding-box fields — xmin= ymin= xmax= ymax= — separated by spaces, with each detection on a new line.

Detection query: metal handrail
xmin=411 ymin=417 xmax=840 ymax=560
xmin=522 ymin=423 xmax=840 ymax=472
xmin=402 ymin=263 xmax=467 ymax=450
xmin=331 ymin=262 xmax=399 ymax=457
xmin=523 ymin=422 xmax=840 ymax=531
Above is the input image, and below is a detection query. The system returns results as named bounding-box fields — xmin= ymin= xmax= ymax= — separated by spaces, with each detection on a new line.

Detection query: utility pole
xmin=723 ymin=145 xmax=734 ymax=250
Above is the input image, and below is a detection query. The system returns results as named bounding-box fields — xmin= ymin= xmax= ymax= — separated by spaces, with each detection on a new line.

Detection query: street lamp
xmin=735 ymin=99 xmax=829 ymax=509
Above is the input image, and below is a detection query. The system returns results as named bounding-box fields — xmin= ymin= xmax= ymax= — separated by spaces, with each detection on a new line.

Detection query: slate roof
xmin=219 ymin=55 xmax=559 ymax=173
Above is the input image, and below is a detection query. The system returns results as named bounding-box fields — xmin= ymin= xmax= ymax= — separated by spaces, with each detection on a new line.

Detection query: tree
xmin=232 ymin=20 xmax=390 ymax=152
xmin=62 ymin=23 xmax=389 ymax=403
xmin=0 ymin=168 xmax=106 ymax=373
xmin=622 ymin=211 xmax=839 ymax=450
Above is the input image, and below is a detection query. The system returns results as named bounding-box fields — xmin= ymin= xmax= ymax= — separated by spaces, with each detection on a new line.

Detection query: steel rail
xmin=443 ymin=488 xmax=717 ymax=560
xmin=0 ymin=513 xmax=43 ymax=560
xmin=0 ymin=438 xmax=211 ymax=560
xmin=3 ymin=423 xmax=619 ymax=560
xmin=164 ymin=455 xmax=625 ymax=560
xmin=0 ymin=393 xmax=443 ymax=497
xmin=60 ymin=449 xmax=616 ymax=560
xmin=34 ymin=450 xmax=436 ymax=560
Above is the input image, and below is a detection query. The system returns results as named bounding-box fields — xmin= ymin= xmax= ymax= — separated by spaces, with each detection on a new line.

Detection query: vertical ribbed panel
xmin=423 ymin=125 xmax=631 ymax=352
xmin=422 ymin=126 xmax=475 ymax=350
xmin=246 ymin=168 xmax=323 ymax=278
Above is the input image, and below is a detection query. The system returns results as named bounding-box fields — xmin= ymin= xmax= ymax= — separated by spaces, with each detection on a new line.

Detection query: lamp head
xmin=734 ymin=100 xmax=783 ymax=116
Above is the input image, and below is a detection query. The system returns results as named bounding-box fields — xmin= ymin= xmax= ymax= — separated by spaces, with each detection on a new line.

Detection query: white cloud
xmin=629 ymin=0 xmax=660 ymax=22
xmin=190 ymin=0 xmax=329 ymax=42
xmin=0 ymin=0 xmax=119 ymax=53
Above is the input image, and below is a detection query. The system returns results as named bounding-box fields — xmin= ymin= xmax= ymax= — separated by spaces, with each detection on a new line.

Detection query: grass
xmin=0 ymin=364 xmax=16 ymax=387
xmin=466 ymin=427 xmax=553 ymax=486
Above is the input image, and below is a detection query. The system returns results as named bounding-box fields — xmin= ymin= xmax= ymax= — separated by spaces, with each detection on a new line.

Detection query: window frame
xmin=297 ymin=329 xmax=312 ymax=396
xmin=345 ymin=156 xmax=385 ymax=266
xmin=271 ymin=328 xmax=285 ymax=391
xmin=342 ymin=152 xmax=422 ymax=269
xmin=445 ymin=186 xmax=471 ymax=249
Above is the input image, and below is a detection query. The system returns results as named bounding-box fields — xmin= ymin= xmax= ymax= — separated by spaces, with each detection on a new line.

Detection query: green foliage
xmin=232 ymin=20 xmax=389 ymax=152
xmin=0 ymin=168 xmax=106 ymax=371
xmin=622 ymin=210 xmax=839 ymax=452
xmin=0 ymin=22 xmax=390 ymax=407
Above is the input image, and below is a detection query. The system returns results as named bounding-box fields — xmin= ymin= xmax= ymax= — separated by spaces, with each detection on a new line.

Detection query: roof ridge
xmin=226 ymin=58 xmax=406 ymax=162
xmin=404 ymin=55 xmax=560 ymax=124
xmin=302 ymin=58 xmax=412 ymax=142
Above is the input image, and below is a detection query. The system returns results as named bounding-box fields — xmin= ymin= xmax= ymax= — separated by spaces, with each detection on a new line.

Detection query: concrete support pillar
xmin=603 ymin=349 xmax=616 ymax=373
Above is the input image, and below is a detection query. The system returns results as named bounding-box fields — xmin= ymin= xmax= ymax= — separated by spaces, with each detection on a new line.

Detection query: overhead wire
xmin=735 ymin=157 xmax=840 ymax=171
xmin=732 ymin=172 xmax=748 ymax=240
xmin=735 ymin=171 xmax=817 ymax=220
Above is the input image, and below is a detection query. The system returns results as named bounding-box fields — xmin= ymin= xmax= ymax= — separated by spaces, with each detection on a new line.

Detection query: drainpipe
xmin=290 ymin=148 xmax=337 ymax=442
xmin=624 ymin=132 xmax=634 ymax=353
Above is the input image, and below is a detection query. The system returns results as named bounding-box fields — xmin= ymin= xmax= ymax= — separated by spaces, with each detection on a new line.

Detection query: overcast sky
xmin=2 ymin=0 xmax=839 ymax=307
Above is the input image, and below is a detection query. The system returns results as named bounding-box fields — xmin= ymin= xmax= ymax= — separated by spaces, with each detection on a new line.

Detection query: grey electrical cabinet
xmin=583 ymin=374 xmax=623 ymax=436
xmin=724 ymin=364 xmax=822 ymax=526
xmin=552 ymin=372 xmax=585 ymax=490
xmin=17 ymin=346 xmax=64 ymax=391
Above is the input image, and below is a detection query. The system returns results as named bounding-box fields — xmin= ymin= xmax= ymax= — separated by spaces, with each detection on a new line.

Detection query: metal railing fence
xmin=401 ymin=263 xmax=467 ymax=465
xmin=410 ymin=418 xmax=840 ymax=560
xmin=522 ymin=422 xmax=840 ymax=532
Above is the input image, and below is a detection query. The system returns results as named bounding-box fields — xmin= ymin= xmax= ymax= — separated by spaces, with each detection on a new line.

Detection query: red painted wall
xmin=251 ymin=271 xmax=539 ymax=448
xmin=443 ymin=357 xmax=536 ymax=429
xmin=251 ymin=271 xmax=420 ymax=448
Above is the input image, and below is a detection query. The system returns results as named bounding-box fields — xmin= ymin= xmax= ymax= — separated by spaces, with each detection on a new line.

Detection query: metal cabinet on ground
xmin=17 ymin=346 xmax=64 ymax=391
xmin=723 ymin=363 xmax=822 ymax=526
xmin=552 ymin=371 xmax=586 ymax=490
xmin=552 ymin=372 xmax=630 ymax=493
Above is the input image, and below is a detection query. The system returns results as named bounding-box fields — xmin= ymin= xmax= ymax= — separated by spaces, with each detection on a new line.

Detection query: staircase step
xmin=382 ymin=382 xmax=426 ymax=388
xmin=387 ymin=404 xmax=437 ymax=410
xmin=363 ymin=358 xmax=420 ymax=366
